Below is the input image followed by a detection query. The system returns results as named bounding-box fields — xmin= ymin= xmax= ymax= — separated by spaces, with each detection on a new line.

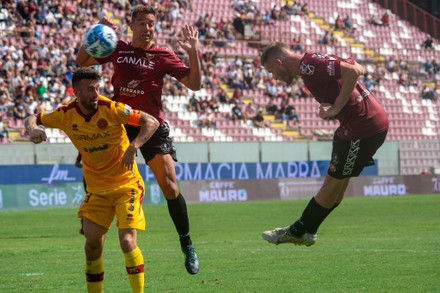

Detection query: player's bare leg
xmin=148 ymin=153 xmax=199 ymax=274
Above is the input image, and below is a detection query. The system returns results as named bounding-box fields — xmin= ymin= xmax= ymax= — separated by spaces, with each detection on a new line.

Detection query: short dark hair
xmin=72 ymin=67 xmax=102 ymax=87
xmin=260 ymin=42 xmax=290 ymax=65
xmin=131 ymin=5 xmax=156 ymax=20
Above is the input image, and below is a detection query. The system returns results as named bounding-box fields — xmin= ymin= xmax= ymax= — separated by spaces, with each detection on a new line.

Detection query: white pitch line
xmin=21 ymin=273 xmax=44 ymax=276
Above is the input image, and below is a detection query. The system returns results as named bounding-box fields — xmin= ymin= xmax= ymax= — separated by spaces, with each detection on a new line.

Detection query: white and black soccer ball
xmin=83 ymin=24 xmax=117 ymax=58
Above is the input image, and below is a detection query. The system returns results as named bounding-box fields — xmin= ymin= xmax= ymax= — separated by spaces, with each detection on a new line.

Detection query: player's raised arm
xmin=178 ymin=24 xmax=202 ymax=90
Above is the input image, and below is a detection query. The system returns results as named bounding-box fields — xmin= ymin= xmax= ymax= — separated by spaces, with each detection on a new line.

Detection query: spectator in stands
xmin=216 ymin=87 xmax=230 ymax=104
xmin=370 ymin=12 xmax=388 ymax=26
xmin=385 ymin=57 xmax=399 ymax=73
xmin=24 ymin=67 xmax=159 ymax=293
xmin=381 ymin=11 xmax=390 ymax=26
xmin=231 ymin=101 xmax=244 ymax=121
xmin=253 ymin=108 xmax=271 ymax=128
xmin=265 ymin=98 xmax=279 ymax=115
xmin=0 ymin=113 xmax=10 ymax=143
xmin=319 ymin=30 xmax=336 ymax=46
xmin=13 ymin=95 xmax=27 ymax=122
xmin=260 ymin=42 xmax=389 ymax=247
xmin=197 ymin=107 xmax=215 ymax=128
xmin=188 ymin=93 xmax=199 ymax=112
xmin=230 ymin=87 xmax=243 ymax=104
xmin=280 ymin=104 xmax=300 ymax=126
xmin=243 ymin=62 xmax=254 ymax=89
xmin=75 ymin=6 xmax=201 ymax=275
xmin=290 ymin=36 xmax=304 ymax=51
xmin=243 ymin=101 xmax=257 ymax=126
xmin=398 ymin=71 xmax=417 ymax=86
xmin=334 ymin=14 xmax=344 ymax=30
xmin=0 ymin=81 xmax=12 ymax=108
xmin=421 ymin=35 xmax=434 ymax=49
xmin=421 ymin=86 xmax=438 ymax=101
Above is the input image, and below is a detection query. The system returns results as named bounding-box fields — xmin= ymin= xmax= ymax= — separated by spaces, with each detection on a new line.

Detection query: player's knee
xmin=162 ymin=184 xmax=179 ymax=199
xmin=119 ymin=234 xmax=137 ymax=253
xmin=85 ymin=241 xmax=104 ymax=259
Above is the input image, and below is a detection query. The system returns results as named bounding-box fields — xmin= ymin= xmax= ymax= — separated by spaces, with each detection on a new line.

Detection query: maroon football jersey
xmin=96 ymin=41 xmax=190 ymax=125
xmin=300 ymin=53 xmax=389 ymax=140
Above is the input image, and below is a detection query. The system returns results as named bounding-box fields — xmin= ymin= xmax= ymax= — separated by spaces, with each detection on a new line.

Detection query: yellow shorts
xmin=78 ymin=180 xmax=146 ymax=230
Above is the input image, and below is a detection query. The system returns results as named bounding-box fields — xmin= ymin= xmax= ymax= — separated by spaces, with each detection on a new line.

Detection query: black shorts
xmin=125 ymin=122 xmax=178 ymax=164
xmin=328 ymin=130 xmax=388 ymax=179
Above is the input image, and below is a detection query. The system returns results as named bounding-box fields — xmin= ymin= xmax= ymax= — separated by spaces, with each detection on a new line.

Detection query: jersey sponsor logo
xmin=83 ymin=143 xmax=109 ymax=154
xmin=327 ymin=61 xmax=335 ymax=76
xmin=97 ymin=118 xmax=108 ymax=130
xmin=342 ymin=140 xmax=360 ymax=176
xmin=116 ymin=56 xmax=155 ymax=69
xmin=127 ymin=80 xmax=140 ymax=88
xmin=300 ymin=62 xmax=315 ymax=75
xmin=73 ymin=130 xmax=110 ymax=141
xmin=119 ymin=86 xmax=145 ymax=97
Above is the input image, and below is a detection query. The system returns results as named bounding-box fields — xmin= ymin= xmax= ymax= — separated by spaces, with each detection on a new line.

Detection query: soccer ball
xmin=83 ymin=24 xmax=117 ymax=58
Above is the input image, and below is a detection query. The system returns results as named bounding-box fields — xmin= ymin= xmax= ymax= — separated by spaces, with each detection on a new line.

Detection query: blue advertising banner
xmin=0 ymin=160 xmax=378 ymax=185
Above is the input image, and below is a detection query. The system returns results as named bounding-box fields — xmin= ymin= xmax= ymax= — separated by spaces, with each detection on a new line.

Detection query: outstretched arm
xmin=24 ymin=114 xmax=47 ymax=144
xmin=178 ymin=24 xmax=202 ymax=91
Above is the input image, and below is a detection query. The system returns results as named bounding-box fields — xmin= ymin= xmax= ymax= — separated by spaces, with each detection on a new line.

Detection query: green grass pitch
xmin=0 ymin=194 xmax=439 ymax=292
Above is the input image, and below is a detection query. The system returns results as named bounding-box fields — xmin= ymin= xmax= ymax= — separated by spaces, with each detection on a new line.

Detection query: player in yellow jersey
xmin=24 ymin=67 xmax=159 ymax=293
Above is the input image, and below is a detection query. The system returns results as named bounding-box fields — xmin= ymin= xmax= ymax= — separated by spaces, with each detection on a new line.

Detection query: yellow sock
xmin=124 ymin=247 xmax=145 ymax=293
xmin=85 ymin=256 xmax=104 ymax=293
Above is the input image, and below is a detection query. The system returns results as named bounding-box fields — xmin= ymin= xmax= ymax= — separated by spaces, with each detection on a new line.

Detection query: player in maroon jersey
xmin=260 ymin=42 xmax=389 ymax=246
xmin=76 ymin=5 xmax=201 ymax=274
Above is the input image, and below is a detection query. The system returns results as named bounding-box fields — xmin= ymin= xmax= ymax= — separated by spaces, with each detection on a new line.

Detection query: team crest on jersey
xmin=160 ymin=142 xmax=171 ymax=153
xmin=145 ymin=53 xmax=155 ymax=60
xmin=300 ymin=62 xmax=315 ymax=75
xmin=72 ymin=124 xmax=78 ymax=131
xmin=128 ymin=80 xmax=140 ymax=88
xmin=97 ymin=118 xmax=108 ymax=130
xmin=124 ymin=104 xmax=132 ymax=116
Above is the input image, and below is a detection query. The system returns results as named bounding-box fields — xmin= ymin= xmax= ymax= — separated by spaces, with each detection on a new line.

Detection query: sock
xmin=86 ymin=256 xmax=104 ymax=293
xmin=167 ymin=193 xmax=192 ymax=246
xmin=290 ymin=197 xmax=334 ymax=236
xmin=124 ymin=247 xmax=144 ymax=293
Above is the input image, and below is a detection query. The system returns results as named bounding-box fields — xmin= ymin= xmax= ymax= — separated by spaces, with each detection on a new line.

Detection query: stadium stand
xmin=0 ymin=0 xmax=438 ymax=174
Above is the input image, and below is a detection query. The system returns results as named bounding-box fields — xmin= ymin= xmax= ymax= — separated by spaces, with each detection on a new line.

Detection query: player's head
xmin=130 ymin=5 xmax=156 ymax=47
xmin=260 ymin=42 xmax=296 ymax=84
xmin=72 ymin=67 xmax=102 ymax=113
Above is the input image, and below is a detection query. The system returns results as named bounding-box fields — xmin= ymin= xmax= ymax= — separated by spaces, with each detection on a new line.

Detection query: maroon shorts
xmin=328 ymin=130 xmax=388 ymax=179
